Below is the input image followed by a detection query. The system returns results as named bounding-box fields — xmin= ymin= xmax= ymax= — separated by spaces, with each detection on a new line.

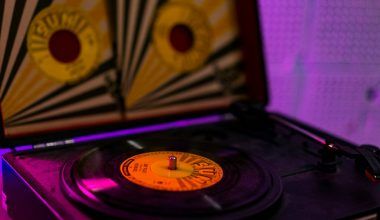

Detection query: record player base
xmin=2 ymin=118 xmax=380 ymax=219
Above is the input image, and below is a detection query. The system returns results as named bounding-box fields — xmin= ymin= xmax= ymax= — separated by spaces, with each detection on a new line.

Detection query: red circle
xmin=169 ymin=24 xmax=194 ymax=53
xmin=48 ymin=29 xmax=81 ymax=63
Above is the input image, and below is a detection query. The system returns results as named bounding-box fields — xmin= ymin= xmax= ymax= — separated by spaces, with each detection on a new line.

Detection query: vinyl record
xmin=61 ymin=139 xmax=282 ymax=219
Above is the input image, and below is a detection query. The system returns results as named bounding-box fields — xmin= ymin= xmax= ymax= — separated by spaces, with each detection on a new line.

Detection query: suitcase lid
xmin=0 ymin=0 xmax=267 ymax=148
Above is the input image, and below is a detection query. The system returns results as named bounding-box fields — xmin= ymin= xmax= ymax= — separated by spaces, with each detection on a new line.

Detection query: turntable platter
xmin=60 ymin=139 xmax=282 ymax=219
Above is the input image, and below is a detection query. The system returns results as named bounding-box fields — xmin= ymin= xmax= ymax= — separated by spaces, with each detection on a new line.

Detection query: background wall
xmin=259 ymin=0 xmax=380 ymax=146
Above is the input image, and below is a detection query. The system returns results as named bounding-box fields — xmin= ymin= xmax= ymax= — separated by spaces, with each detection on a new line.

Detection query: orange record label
xmin=27 ymin=6 xmax=99 ymax=83
xmin=120 ymin=151 xmax=223 ymax=191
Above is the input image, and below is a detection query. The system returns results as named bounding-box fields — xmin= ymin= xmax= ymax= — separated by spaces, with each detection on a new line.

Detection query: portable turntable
xmin=1 ymin=0 xmax=380 ymax=219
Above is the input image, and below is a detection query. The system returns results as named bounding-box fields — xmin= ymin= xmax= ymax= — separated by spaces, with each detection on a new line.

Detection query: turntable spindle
xmin=168 ymin=155 xmax=177 ymax=170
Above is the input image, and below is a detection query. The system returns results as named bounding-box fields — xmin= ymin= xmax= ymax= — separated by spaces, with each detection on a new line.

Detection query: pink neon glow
xmin=80 ymin=178 xmax=119 ymax=192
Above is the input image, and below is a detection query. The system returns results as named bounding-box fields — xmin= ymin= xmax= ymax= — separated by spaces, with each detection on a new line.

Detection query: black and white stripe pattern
xmin=115 ymin=0 xmax=248 ymax=117
xmin=0 ymin=0 xmax=119 ymax=136
xmin=116 ymin=0 xmax=164 ymax=95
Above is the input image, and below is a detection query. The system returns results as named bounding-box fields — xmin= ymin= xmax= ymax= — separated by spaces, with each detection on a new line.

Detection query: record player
xmin=1 ymin=0 xmax=380 ymax=219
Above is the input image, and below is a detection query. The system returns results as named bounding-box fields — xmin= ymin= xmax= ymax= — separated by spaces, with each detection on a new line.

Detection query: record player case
xmin=1 ymin=0 xmax=380 ymax=219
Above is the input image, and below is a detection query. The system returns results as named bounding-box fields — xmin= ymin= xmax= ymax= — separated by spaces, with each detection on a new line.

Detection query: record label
xmin=27 ymin=6 xmax=99 ymax=83
xmin=153 ymin=2 xmax=211 ymax=72
xmin=120 ymin=151 xmax=223 ymax=191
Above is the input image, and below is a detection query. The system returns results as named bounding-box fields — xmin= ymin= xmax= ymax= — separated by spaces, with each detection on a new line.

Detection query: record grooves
xmin=60 ymin=139 xmax=283 ymax=219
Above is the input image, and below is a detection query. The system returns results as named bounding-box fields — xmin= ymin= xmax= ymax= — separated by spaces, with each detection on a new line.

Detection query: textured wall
xmin=259 ymin=0 xmax=380 ymax=146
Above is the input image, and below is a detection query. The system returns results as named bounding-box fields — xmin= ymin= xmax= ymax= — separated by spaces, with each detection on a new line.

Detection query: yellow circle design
xmin=27 ymin=6 xmax=99 ymax=83
xmin=153 ymin=2 xmax=211 ymax=72
xmin=120 ymin=151 xmax=223 ymax=191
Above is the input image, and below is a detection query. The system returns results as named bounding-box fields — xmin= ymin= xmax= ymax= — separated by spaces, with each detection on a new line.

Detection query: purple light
xmin=73 ymin=114 xmax=224 ymax=144
xmin=14 ymin=145 xmax=33 ymax=151
xmin=11 ymin=114 xmax=226 ymax=151
xmin=0 ymin=148 xmax=11 ymax=155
